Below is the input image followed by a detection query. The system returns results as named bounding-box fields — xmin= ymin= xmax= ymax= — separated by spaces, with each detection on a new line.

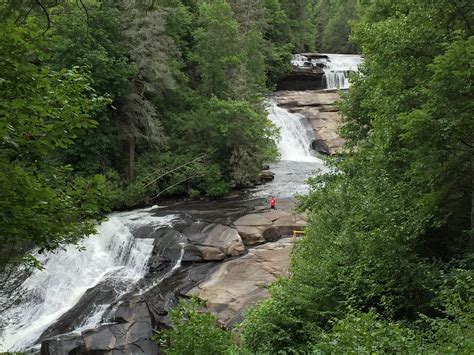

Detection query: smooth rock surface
xmin=188 ymin=238 xmax=294 ymax=327
xmin=196 ymin=246 xmax=226 ymax=261
xmin=184 ymin=222 xmax=246 ymax=257
xmin=234 ymin=211 xmax=306 ymax=245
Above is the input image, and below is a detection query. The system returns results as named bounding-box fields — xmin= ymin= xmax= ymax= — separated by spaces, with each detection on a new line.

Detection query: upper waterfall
xmin=321 ymin=54 xmax=363 ymax=89
xmin=290 ymin=53 xmax=363 ymax=90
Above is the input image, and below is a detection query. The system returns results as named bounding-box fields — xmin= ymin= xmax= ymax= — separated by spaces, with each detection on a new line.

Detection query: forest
xmin=1 ymin=0 xmax=473 ymax=353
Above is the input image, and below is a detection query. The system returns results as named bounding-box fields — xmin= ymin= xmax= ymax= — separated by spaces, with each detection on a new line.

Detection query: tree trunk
xmin=127 ymin=134 xmax=135 ymax=181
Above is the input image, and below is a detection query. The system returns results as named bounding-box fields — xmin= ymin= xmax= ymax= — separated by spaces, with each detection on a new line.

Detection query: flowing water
xmin=0 ymin=209 xmax=177 ymax=352
xmin=252 ymin=100 xmax=328 ymax=199
xmin=266 ymin=100 xmax=320 ymax=162
xmin=291 ymin=53 xmax=363 ymax=90
xmin=321 ymin=54 xmax=363 ymax=90
xmin=0 ymin=95 xmax=325 ymax=353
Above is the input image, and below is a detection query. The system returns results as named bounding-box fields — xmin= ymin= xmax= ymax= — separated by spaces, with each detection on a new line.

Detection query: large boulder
xmin=234 ymin=225 xmax=265 ymax=246
xmin=196 ymin=246 xmax=225 ymax=261
xmin=184 ymin=222 xmax=246 ymax=257
xmin=259 ymin=170 xmax=275 ymax=182
xmin=188 ymin=238 xmax=293 ymax=327
xmin=233 ymin=211 xmax=306 ymax=246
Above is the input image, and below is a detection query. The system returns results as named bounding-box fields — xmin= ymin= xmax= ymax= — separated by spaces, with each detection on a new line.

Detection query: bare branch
xmin=143 ymin=151 xmax=214 ymax=189
xmin=152 ymin=173 xmax=200 ymax=200
xmin=15 ymin=2 xmax=37 ymax=26
xmin=35 ymin=0 xmax=51 ymax=34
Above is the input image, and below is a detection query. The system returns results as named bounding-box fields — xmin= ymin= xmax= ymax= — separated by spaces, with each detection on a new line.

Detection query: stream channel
xmin=0 ymin=98 xmax=327 ymax=354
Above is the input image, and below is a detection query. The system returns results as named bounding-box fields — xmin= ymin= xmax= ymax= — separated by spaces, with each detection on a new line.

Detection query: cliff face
xmin=274 ymin=90 xmax=344 ymax=155
xmin=277 ymin=73 xmax=324 ymax=91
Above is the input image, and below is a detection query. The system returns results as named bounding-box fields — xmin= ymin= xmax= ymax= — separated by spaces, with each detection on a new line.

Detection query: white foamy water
xmin=0 ymin=209 xmax=177 ymax=352
xmin=290 ymin=53 xmax=363 ymax=90
xmin=321 ymin=54 xmax=363 ymax=90
xmin=252 ymin=101 xmax=328 ymax=199
xmin=266 ymin=100 xmax=322 ymax=163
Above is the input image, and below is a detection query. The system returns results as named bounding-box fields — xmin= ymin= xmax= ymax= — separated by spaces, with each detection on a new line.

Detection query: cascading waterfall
xmin=266 ymin=100 xmax=321 ymax=163
xmin=290 ymin=53 xmax=363 ymax=90
xmin=252 ymin=100 xmax=327 ymax=199
xmin=321 ymin=54 xmax=363 ymax=90
xmin=0 ymin=208 xmax=177 ymax=352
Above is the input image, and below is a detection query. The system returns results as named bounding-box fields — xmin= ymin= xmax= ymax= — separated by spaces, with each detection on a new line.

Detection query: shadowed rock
xmin=41 ymin=297 xmax=158 ymax=354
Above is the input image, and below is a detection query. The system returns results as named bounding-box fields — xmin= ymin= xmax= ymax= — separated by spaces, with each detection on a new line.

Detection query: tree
xmin=314 ymin=0 xmax=358 ymax=53
xmin=280 ymin=0 xmax=315 ymax=52
xmin=240 ymin=0 xmax=473 ymax=352
xmin=0 ymin=18 xmax=109 ymax=302
xmin=50 ymin=0 xmax=135 ymax=174
xmin=192 ymin=0 xmax=244 ymax=99
xmin=154 ymin=298 xmax=236 ymax=354
xmin=121 ymin=3 xmax=176 ymax=179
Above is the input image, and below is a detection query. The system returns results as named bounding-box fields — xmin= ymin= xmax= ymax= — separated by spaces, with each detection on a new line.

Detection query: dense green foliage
xmin=315 ymin=0 xmax=358 ymax=53
xmin=0 ymin=19 xmax=110 ymax=269
xmin=154 ymin=298 xmax=237 ymax=354
xmin=240 ymin=0 xmax=474 ymax=353
xmin=4 ymin=0 xmax=472 ymax=353
xmin=2 ymin=0 xmax=314 ymax=271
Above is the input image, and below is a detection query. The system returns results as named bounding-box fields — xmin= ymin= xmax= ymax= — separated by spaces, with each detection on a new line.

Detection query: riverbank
xmin=1 ymin=95 xmax=337 ymax=353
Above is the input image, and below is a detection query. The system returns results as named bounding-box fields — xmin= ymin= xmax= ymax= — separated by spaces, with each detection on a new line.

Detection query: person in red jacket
xmin=270 ymin=196 xmax=276 ymax=209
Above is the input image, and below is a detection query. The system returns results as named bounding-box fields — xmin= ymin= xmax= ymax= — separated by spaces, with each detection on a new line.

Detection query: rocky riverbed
xmin=2 ymin=96 xmax=333 ymax=354
xmin=11 ymin=195 xmax=308 ymax=354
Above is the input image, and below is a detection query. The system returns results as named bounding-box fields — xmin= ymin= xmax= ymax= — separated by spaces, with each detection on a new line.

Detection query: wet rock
xmin=182 ymin=244 xmax=203 ymax=262
xmin=259 ymin=170 xmax=275 ymax=182
xmin=39 ymin=282 xmax=118 ymax=341
xmin=41 ymin=333 xmax=85 ymax=354
xmin=143 ymin=263 xmax=220 ymax=326
xmin=277 ymin=73 xmax=324 ymax=91
xmin=41 ymin=297 xmax=158 ymax=355
xmin=147 ymin=228 xmax=190 ymax=276
xmin=311 ymin=139 xmax=330 ymax=155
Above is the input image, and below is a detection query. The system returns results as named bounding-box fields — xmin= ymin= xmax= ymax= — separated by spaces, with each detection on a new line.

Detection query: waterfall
xmin=266 ymin=100 xmax=321 ymax=163
xmin=290 ymin=53 xmax=363 ymax=90
xmin=321 ymin=54 xmax=363 ymax=90
xmin=0 ymin=208 xmax=177 ymax=352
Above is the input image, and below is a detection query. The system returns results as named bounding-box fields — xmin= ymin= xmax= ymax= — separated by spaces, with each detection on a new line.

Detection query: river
xmin=0 ymin=54 xmax=361 ymax=353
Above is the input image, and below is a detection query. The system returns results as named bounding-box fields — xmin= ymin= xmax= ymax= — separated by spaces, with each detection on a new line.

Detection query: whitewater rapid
xmin=322 ymin=53 xmax=363 ymax=90
xmin=0 ymin=208 xmax=177 ymax=352
xmin=266 ymin=100 xmax=322 ymax=163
